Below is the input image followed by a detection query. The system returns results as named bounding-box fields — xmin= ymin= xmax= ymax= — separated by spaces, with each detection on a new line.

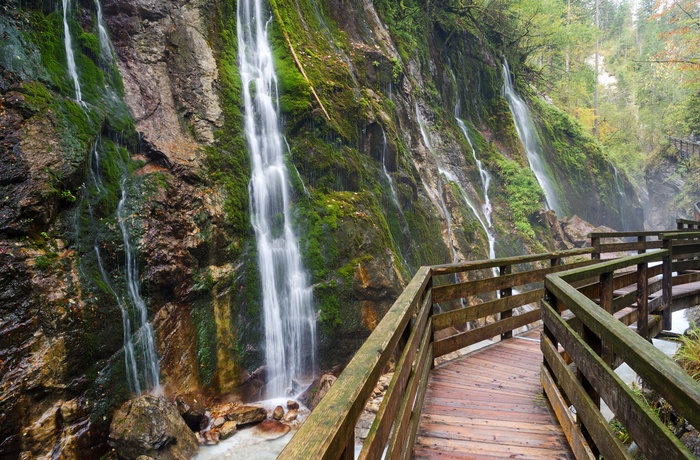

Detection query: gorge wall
xmin=0 ymin=0 xmax=644 ymax=457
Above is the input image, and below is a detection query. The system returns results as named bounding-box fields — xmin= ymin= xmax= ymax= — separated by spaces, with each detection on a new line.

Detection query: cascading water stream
xmin=415 ymin=104 xmax=459 ymax=264
xmin=84 ymin=141 xmax=143 ymax=394
xmin=610 ymin=162 xmax=628 ymax=227
xmin=94 ymin=0 xmax=113 ymax=61
xmin=61 ymin=0 xmax=82 ymax=102
xmin=95 ymin=246 xmax=141 ymax=393
xmin=380 ymin=128 xmax=404 ymax=221
xmin=117 ymin=175 xmax=161 ymax=393
xmin=502 ymin=60 xmax=564 ymax=216
xmin=238 ymin=0 xmax=316 ymax=398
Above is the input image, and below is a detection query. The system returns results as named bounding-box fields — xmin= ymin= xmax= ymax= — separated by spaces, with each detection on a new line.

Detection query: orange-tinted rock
xmin=253 ymin=420 xmax=291 ymax=440
xmin=224 ymin=405 xmax=266 ymax=425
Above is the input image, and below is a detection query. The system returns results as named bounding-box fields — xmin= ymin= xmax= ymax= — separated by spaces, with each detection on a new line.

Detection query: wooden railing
xmin=280 ymin=248 xmax=594 ymax=459
xmin=542 ymin=229 xmax=700 ymax=459
xmin=669 ymin=136 xmax=700 ymax=159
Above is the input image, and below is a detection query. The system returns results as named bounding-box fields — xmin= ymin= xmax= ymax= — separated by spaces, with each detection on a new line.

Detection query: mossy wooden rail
xmin=279 ymin=248 xmax=594 ymax=459
xmin=542 ymin=229 xmax=700 ymax=460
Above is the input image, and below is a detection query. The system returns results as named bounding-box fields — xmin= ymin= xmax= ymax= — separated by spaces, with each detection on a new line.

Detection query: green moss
xmin=30 ymin=11 xmax=71 ymax=94
xmin=496 ymin=158 xmax=544 ymax=239
xmin=35 ymin=252 xmax=58 ymax=270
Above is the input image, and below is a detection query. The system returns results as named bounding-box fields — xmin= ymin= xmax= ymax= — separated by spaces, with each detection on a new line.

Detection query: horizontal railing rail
xmin=542 ymin=231 xmax=700 ymax=459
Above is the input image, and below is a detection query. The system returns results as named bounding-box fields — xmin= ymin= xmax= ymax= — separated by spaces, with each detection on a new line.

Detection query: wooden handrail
xmin=429 ymin=248 xmax=593 ymax=276
xmin=542 ymin=230 xmax=700 ymax=459
xmin=279 ymin=266 xmax=432 ymax=459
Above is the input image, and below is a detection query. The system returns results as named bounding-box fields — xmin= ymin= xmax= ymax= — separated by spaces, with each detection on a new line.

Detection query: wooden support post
xmin=578 ymin=322 xmax=601 ymax=457
xmin=542 ymin=287 xmax=559 ymax=375
xmin=591 ymin=236 xmax=600 ymax=259
xmin=599 ymin=272 xmax=614 ymax=365
xmin=637 ymin=261 xmax=649 ymax=340
xmin=499 ymin=265 xmax=512 ymax=340
xmin=662 ymin=238 xmax=673 ymax=331
xmin=638 ymin=235 xmax=646 ymax=255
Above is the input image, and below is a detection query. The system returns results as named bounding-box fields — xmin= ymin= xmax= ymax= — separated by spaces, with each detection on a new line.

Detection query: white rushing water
xmin=238 ymin=0 xmax=316 ymax=397
xmin=61 ymin=0 xmax=82 ymax=102
xmin=117 ymin=176 xmax=161 ymax=393
xmin=502 ymin=60 xmax=564 ymax=216
xmin=94 ymin=0 xmax=113 ymax=61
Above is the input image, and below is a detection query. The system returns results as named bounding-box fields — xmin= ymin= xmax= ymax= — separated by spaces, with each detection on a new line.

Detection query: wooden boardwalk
xmin=414 ymin=328 xmax=574 ymax=460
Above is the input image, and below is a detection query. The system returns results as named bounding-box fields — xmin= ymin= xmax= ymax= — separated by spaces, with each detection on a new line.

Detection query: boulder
xmin=219 ymin=421 xmax=237 ymax=440
xmin=210 ymin=417 xmax=225 ymax=430
xmin=223 ymin=405 xmax=266 ymax=425
xmin=286 ymin=400 xmax=299 ymax=410
xmin=253 ymin=420 xmax=291 ymax=440
xmin=283 ymin=410 xmax=298 ymax=422
xmin=298 ymin=374 xmax=337 ymax=410
xmin=272 ymin=406 xmax=284 ymax=420
xmin=174 ymin=393 xmax=207 ymax=432
xmin=108 ymin=395 xmax=198 ymax=460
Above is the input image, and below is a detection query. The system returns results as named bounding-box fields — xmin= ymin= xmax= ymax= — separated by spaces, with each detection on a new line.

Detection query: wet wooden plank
xmin=416 ymin=327 xmax=574 ymax=460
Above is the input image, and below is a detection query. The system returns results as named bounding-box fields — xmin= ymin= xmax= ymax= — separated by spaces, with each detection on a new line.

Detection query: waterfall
xmin=61 ymin=0 xmax=82 ymax=102
xmin=117 ymin=175 xmax=161 ymax=393
xmin=380 ymin=128 xmax=403 ymax=220
xmin=95 ymin=246 xmax=142 ymax=394
xmin=610 ymin=162 xmax=628 ymax=226
xmin=94 ymin=0 xmax=113 ymax=61
xmin=85 ymin=141 xmax=147 ymax=394
xmin=238 ymin=0 xmax=316 ymax=397
xmin=502 ymin=60 xmax=564 ymax=216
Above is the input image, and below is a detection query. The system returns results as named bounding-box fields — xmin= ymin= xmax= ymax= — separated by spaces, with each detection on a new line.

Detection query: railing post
xmin=591 ymin=235 xmax=600 ymax=259
xmin=599 ymin=272 xmax=614 ymax=365
xmin=499 ymin=265 xmax=512 ymax=340
xmin=637 ymin=261 xmax=649 ymax=339
xmin=579 ymin=322 xmax=601 ymax=456
xmin=662 ymin=237 xmax=673 ymax=331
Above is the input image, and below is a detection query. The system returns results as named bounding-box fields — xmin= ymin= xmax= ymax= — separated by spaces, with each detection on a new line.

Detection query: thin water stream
xmin=94 ymin=0 xmax=112 ymax=61
xmin=117 ymin=174 xmax=161 ymax=393
xmin=61 ymin=0 xmax=82 ymax=102
xmin=415 ymin=104 xmax=459 ymax=265
xmin=502 ymin=60 xmax=563 ymax=216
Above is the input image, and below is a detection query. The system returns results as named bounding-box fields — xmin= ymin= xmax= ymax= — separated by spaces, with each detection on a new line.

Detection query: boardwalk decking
xmin=415 ymin=328 xmax=574 ymax=460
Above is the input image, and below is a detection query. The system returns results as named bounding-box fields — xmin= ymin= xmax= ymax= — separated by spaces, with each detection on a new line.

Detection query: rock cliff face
xmin=644 ymin=145 xmax=699 ymax=229
xmin=0 ymin=0 xmax=645 ymax=457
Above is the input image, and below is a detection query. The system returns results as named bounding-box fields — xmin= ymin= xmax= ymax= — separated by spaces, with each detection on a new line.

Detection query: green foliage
xmin=675 ymin=325 xmax=700 ymax=381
